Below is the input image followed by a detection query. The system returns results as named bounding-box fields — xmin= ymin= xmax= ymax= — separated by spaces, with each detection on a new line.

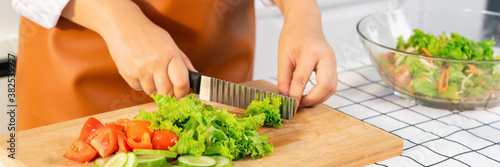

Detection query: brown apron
xmin=16 ymin=0 xmax=255 ymax=130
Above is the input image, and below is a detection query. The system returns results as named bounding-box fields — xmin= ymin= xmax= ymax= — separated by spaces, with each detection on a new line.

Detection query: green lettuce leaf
xmin=244 ymin=97 xmax=283 ymax=128
xmin=398 ymin=29 xmax=496 ymax=60
xmin=133 ymin=94 xmax=274 ymax=161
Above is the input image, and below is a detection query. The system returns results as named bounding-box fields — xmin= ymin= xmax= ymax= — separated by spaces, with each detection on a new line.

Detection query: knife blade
xmin=188 ymin=71 xmax=297 ymax=119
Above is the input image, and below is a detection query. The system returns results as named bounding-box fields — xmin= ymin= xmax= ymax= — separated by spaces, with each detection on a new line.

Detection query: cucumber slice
xmin=95 ymin=156 xmax=113 ymax=167
xmin=209 ymin=156 xmax=233 ymax=167
xmin=103 ymin=153 xmax=128 ymax=167
xmin=124 ymin=153 xmax=138 ymax=167
xmin=133 ymin=149 xmax=178 ymax=158
xmin=177 ymin=155 xmax=216 ymax=167
xmin=139 ymin=161 xmax=174 ymax=167
xmin=137 ymin=154 xmax=167 ymax=166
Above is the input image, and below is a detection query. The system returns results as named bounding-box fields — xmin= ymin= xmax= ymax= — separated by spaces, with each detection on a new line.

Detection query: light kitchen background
xmin=0 ymin=0 xmax=488 ymax=137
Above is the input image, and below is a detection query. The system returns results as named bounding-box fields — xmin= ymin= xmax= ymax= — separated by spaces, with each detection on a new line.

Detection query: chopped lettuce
xmin=397 ymin=29 xmax=496 ymax=60
xmin=244 ymin=97 xmax=283 ymax=128
xmin=133 ymin=94 xmax=275 ymax=160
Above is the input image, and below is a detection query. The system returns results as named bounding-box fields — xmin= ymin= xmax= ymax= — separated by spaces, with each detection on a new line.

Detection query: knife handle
xmin=189 ymin=71 xmax=202 ymax=94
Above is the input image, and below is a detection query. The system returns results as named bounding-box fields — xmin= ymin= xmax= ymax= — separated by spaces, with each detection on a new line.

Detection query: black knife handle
xmin=189 ymin=71 xmax=202 ymax=94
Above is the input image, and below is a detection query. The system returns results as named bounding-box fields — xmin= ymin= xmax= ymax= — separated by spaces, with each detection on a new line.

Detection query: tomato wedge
xmin=85 ymin=127 xmax=118 ymax=157
xmin=116 ymin=130 xmax=131 ymax=154
xmin=126 ymin=120 xmax=153 ymax=142
xmin=115 ymin=118 xmax=131 ymax=130
xmin=152 ymin=130 xmax=178 ymax=150
xmin=104 ymin=122 xmax=123 ymax=131
xmin=63 ymin=139 xmax=97 ymax=162
xmin=126 ymin=133 xmax=152 ymax=150
xmin=78 ymin=117 xmax=104 ymax=141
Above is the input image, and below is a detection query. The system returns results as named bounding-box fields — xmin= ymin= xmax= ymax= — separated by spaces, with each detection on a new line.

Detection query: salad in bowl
xmin=358 ymin=8 xmax=500 ymax=110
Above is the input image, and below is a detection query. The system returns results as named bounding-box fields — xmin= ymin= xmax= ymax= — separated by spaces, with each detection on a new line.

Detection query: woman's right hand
xmin=103 ymin=23 xmax=196 ymax=97
xmin=61 ymin=0 xmax=196 ymax=97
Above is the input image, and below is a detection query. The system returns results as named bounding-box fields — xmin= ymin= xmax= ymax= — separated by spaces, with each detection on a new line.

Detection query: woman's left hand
xmin=275 ymin=0 xmax=338 ymax=107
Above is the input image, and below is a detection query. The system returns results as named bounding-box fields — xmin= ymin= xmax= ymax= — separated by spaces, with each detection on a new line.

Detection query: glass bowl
xmin=357 ymin=8 xmax=500 ymax=110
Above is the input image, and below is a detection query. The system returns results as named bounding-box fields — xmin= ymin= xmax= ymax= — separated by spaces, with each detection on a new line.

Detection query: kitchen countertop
xmin=263 ymin=58 xmax=500 ymax=166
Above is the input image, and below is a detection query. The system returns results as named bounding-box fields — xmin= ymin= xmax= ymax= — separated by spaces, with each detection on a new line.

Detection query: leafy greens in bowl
xmin=357 ymin=8 xmax=500 ymax=110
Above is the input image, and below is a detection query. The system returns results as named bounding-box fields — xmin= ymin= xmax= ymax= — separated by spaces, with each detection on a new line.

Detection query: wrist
xmin=97 ymin=2 xmax=157 ymax=40
xmin=97 ymin=9 xmax=168 ymax=54
xmin=276 ymin=0 xmax=321 ymax=22
xmin=278 ymin=1 xmax=323 ymax=37
xmin=61 ymin=0 xmax=149 ymax=36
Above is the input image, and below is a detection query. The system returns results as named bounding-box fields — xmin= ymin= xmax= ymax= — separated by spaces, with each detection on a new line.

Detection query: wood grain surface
xmin=0 ymin=80 xmax=402 ymax=167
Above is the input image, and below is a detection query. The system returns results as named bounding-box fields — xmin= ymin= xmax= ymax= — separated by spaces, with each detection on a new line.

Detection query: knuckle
xmin=155 ymin=89 xmax=166 ymax=96
xmin=317 ymin=82 xmax=334 ymax=91
xmin=175 ymin=91 xmax=188 ymax=98
xmin=119 ymin=69 xmax=136 ymax=79
xmin=292 ymin=77 xmax=308 ymax=88
xmin=147 ymin=90 xmax=158 ymax=95
xmin=163 ymin=47 xmax=177 ymax=57
xmin=129 ymin=83 xmax=141 ymax=90
xmin=330 ymin=86 xmax=337 ymax=94
xmin=305 ymin=44 xmax=323 ymax=53
xmin=331 ymin=82 xmax=338 ymax=94
xmin=151 ymin=55 xmax=167 ymax=63
xmin=305 ymin=43 xmax=335 ymax=57
xmin=151 ymin=57 xmax=167 ymax=70
xmin=143 ymin=85 xmax=156 ymax=95
xmin=143 ymin=86 xmax=157 ymax=95
xmin=175 ymin=79 xmax=189 ymax=90
xmin=277 ymin=80 xmax=289 ymax=88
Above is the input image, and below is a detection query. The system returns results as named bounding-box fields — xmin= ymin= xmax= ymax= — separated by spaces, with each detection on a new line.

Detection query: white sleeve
xmin=260 ymin=0 xmax=278 ymax=10
xmin=12 ymin=0 xmax=70 ymax=29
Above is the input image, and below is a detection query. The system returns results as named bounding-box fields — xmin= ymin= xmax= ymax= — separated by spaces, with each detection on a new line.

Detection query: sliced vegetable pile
xmin=94 ymin=150 xmax=233 ymax=167
xmin=134 ymin=94 xmax=276 ymax=160
xmin=64 ymin=94 xmax=282 ymax=167
xmin=63 ymin=117 xmax=179 ymax=163
xmin=378 ymin=29 xmax=500 ymax=100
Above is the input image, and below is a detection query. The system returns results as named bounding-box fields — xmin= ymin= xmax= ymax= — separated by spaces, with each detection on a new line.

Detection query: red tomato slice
xmin=126 ymin=133 xmax=152 ymax=150
xmin=116 ymin=130 xmax=131 ymax=154
xmin=115 ymin=118 xmax=131 ymax=130
xmin=104 ymin=122 xmax=123 ymax=131
xmin=63 ymin=139 xmax=97 ymax=162
xmin=79 ymin=117 xmax=104 ymax=141
xmin=126 ymin=120 xmax=153 ymax=142
xmin=152 ymin=130 xmax=178 ymax=150
xmin=86 ymin=127 xmax=118 ymax=157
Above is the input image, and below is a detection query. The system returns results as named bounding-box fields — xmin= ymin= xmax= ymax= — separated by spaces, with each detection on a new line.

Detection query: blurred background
xmin=0 ymin=0 xmax=490 ymax=135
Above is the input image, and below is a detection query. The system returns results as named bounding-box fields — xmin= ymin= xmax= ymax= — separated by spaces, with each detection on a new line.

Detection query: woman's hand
xmin=61 ymin=0 xmax=196 ymax=97
xmin=275 ymin=0 xmax=338 ymax=107
xmin=104 ymin=23 xmax=196 ymax=97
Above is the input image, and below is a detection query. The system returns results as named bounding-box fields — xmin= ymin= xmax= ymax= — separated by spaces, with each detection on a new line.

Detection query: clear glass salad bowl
xmin=357 ymin=8 xmax=500 ymax=110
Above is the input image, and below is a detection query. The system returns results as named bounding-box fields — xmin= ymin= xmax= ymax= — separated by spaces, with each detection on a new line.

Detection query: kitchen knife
xmin=188 ymin=71 xmax=297 ymax=119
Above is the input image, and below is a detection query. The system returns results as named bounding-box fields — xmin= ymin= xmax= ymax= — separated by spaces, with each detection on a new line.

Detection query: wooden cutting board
xmin=0 ymin=80 xmax=402 ymax=167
